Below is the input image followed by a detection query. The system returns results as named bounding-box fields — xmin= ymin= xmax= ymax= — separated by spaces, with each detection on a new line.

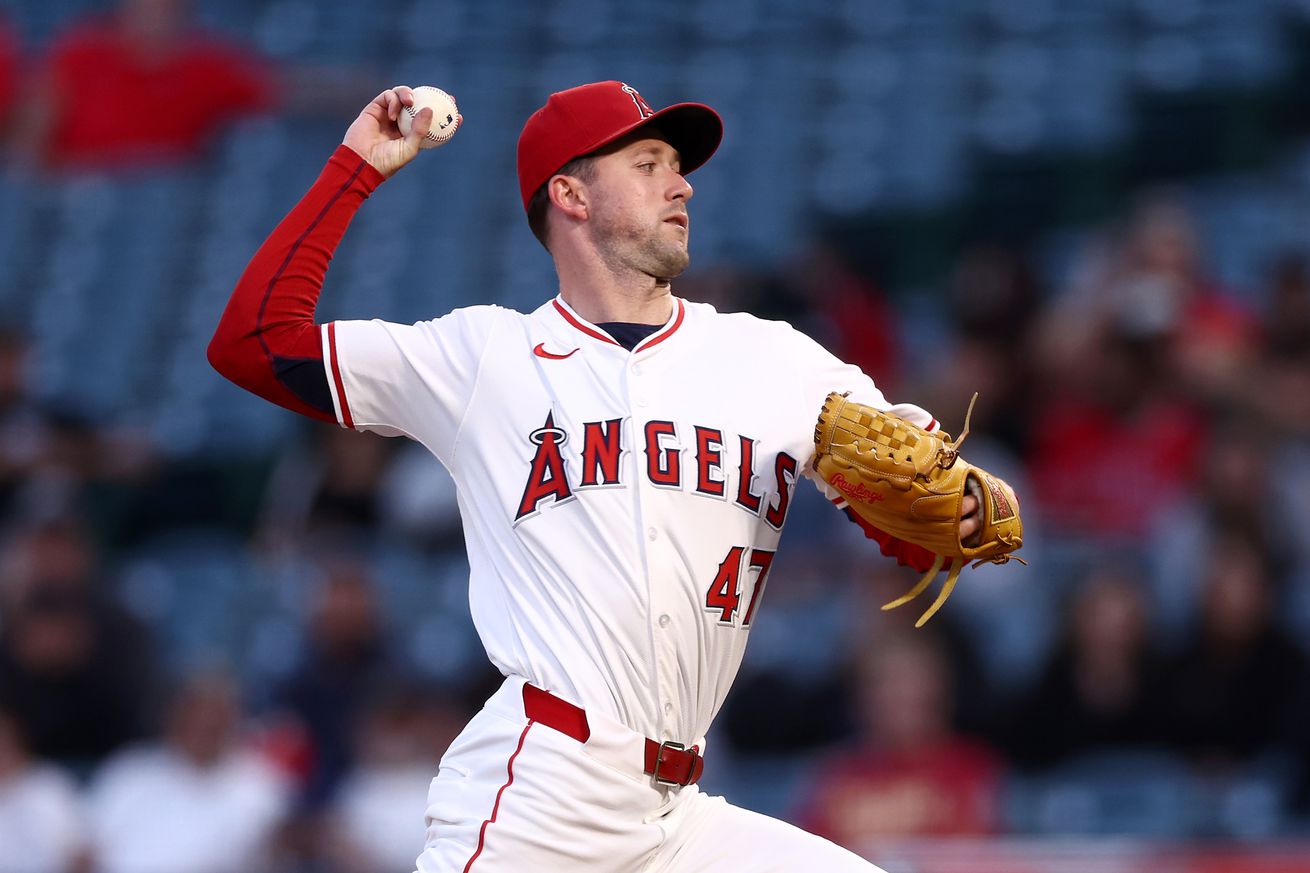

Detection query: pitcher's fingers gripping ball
xmin=814 ymin=392 xmax=1026 ymax=626
xmin=398 ymin=85 xmax=462 ymax=148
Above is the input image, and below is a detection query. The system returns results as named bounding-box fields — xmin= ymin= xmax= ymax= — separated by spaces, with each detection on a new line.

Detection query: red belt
xmin=522 ymin=683 xmax=704 ymax=787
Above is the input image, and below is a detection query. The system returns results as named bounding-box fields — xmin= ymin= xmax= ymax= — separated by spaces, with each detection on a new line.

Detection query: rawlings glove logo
xmin=830 ymin=473 xmax=884 ymax=504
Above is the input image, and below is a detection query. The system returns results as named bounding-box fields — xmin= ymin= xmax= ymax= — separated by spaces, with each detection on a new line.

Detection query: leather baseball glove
xmin=814 ymin=392 xmax=1025 ymax=626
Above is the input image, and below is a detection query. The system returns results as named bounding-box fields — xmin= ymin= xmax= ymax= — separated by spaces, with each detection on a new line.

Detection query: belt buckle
xmin=653 ymin=740 xmax=695 ymax=787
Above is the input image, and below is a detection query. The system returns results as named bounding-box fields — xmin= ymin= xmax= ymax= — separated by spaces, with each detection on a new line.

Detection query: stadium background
xmin=2 ymin=0 xmax=1310 ymax=870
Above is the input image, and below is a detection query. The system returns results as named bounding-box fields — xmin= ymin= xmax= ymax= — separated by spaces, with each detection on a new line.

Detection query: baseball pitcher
xmin=209 ymin=81 xmax=1020 ymax=873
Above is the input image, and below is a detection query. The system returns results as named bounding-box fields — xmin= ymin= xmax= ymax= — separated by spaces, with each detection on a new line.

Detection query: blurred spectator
xmin=1252 ymin=256 xmax=1310 ymax=438
xmin=0 ymin=705 xmax=86 ymax=873
xmin=796 ymin=631 xmax=1004 ymax=850
xmin=264 ymin=426 xmax=466 ymax=555
xmin=1148 ymin=422 xmax=1294 ymax=644
xmin=0 ymin=328 xmax=158 ymax=529
xmin=0 ymin=14 xmax=17 ymax=138
xmin=1038 ymin=194 xmax=1258 ymax=405
xmin=86 ymin=669 xmax=290 ymax=873
xmin=719 ymin=551 xmax=992 ymax=757
xmin=1263 ymin=255 xmax=1310 ymax=358
xmin=11 ymin=0 xmax=277 ymax=171
xmin=258 ymin=428 xmax=397 ymax=553
xmin=667 ymin=264 xmax=758 ymax=315
xmin=948 ymin=243 xmax=1042 ymax=345
xmin=931 ymin=244 xmax=1043 ymax=455
xmin=717 ymin=549 xmax=871 ymax=755
xmin=1160 ymin=534 xmax=1310 ymax=767
xmin=271 ymin=556 xmax=412 ymax=809
xmin=1000 ymin=566 xmax=1169 ymax=770
xmin=854 ymin=567 xmax=997 ymax=739
xmin=1254 ymin=343 xmax=1310 ymax=440
xmin=1032 ymin=194 xmax=1257 ymax=437
xmin=0 ymin=327 xmax=59 ymax=522
xmin=922 ymin=334 xmax=1026 ymax=458
xmin=1026 ymin=326 xmax=1205 ymax=541
xmin=0 ymin=517 xmax=162 ymax=770
xmin=783 ymin=242 xmax=902 ymax=393
xmin=295 ymin=430 xmax=392 ymax=535
xmin=324 ymin=682 xmax=468 ymax=873
xmin=377 ymin=441 xmax=463 ymax=553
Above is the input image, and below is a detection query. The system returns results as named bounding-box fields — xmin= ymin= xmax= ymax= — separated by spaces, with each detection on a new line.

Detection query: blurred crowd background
xmin=2 ymin=0 xmax=1310 ymax=871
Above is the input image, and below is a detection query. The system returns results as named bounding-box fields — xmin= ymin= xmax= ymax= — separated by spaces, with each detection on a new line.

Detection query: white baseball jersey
xmin=320 ymin=294 xmax=933 ymax=747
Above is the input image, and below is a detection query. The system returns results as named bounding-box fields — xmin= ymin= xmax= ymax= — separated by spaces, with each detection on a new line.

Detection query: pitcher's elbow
xmin=207 ymin=333 xmax=239 ymax=383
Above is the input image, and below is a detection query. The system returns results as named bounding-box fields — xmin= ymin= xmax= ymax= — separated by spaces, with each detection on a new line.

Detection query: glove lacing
xmin=932 ymin=392 xmax=977 ymax=473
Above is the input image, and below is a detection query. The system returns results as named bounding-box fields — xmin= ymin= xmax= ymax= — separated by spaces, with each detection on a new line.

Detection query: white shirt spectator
xmin=86 ymin=746 xmax=289 ymax=873
xmin=0 ymin=761 xmax=84 ymax=873
xmin=333 ymin=762 xmax=432 ymax=873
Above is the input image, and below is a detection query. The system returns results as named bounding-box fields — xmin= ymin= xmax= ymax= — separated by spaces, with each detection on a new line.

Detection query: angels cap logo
xmin=620 ymin=83 xmax=654 ymax=119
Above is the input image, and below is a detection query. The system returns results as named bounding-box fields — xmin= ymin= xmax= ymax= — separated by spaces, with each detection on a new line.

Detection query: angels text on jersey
xmin=515 ymin=409 xmax=799 ymax=531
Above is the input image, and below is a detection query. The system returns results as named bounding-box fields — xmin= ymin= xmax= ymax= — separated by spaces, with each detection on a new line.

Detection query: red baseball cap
xmin=516 ymin=80 xmax=723 ymax=212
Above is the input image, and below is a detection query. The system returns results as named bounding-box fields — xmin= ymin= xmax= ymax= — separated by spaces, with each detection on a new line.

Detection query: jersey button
xmin=636 ymin=397 xmax=649 ymax=407
xmin=632 ymin=363 xmax=643 ymax=376
xmin=663 ymin=702 xmax=673 ymax=715
xmin=648 ymin=527 xmax=658 ymax=541
xmin=658 ymin=614 xmax=671 ymax=628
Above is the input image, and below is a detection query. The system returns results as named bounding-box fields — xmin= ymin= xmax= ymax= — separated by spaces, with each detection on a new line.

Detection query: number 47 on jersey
xmin=705 ymin=545 xmax=775 ymax=627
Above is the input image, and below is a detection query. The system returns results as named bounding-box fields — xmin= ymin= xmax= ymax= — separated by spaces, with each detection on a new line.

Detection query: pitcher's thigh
xmin=660 ymin=793 xmax=886 ymax=873
xmin=414 ymin=717 xmax=662 ymax=873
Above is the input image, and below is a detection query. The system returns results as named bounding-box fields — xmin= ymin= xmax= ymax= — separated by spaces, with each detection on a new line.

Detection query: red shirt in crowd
xmin=43 ymin=17 xmax=275 ymax=169
xmin=1027 ymin=396 xmax=1204 ymax=539
xmin=821 ymin=274 xmax=901 ymax=397
xmin=799 ymin=737 xmax=1004 ymax=846
xmin=0 ymin=16 xmax=18 ymax=124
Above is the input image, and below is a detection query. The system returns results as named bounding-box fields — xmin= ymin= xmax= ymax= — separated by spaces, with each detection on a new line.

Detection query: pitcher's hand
xmin=343 ymin=86 xmax=432 ymax=178
xmin=960 ymin=494 xmax=980 ymax=545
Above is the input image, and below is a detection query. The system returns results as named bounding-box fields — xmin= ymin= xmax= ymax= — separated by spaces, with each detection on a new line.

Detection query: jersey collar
xmin=551 ymin=295 xmax=686 ymax=354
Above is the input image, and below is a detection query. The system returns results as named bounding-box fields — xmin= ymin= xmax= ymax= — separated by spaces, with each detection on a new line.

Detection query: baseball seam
xmin=404 ymin=87 xmax=461 ymax=144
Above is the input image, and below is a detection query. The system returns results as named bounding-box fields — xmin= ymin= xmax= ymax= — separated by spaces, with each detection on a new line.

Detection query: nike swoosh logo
xmin=533 ymin=342 xmax=579 ymax=360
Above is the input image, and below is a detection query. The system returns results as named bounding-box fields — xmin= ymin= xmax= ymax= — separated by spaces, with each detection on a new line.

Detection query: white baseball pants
xmin=412 ymin=676 xmax=885 ymax=873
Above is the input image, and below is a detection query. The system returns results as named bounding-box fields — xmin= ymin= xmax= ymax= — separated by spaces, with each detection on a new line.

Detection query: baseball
xmin=398 ymin=85 xmax=461 ymax=149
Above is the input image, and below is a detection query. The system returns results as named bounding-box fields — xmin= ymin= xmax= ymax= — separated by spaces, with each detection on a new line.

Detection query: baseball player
xmin=210 ymin=82 xmax=982 ymax=872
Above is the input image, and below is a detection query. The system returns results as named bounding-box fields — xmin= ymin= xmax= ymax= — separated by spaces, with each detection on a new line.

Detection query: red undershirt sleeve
xmin=207 ymin=145 xmax=385 ymax=422
xmin=837 ymin=504 xmax=941 ymax=573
